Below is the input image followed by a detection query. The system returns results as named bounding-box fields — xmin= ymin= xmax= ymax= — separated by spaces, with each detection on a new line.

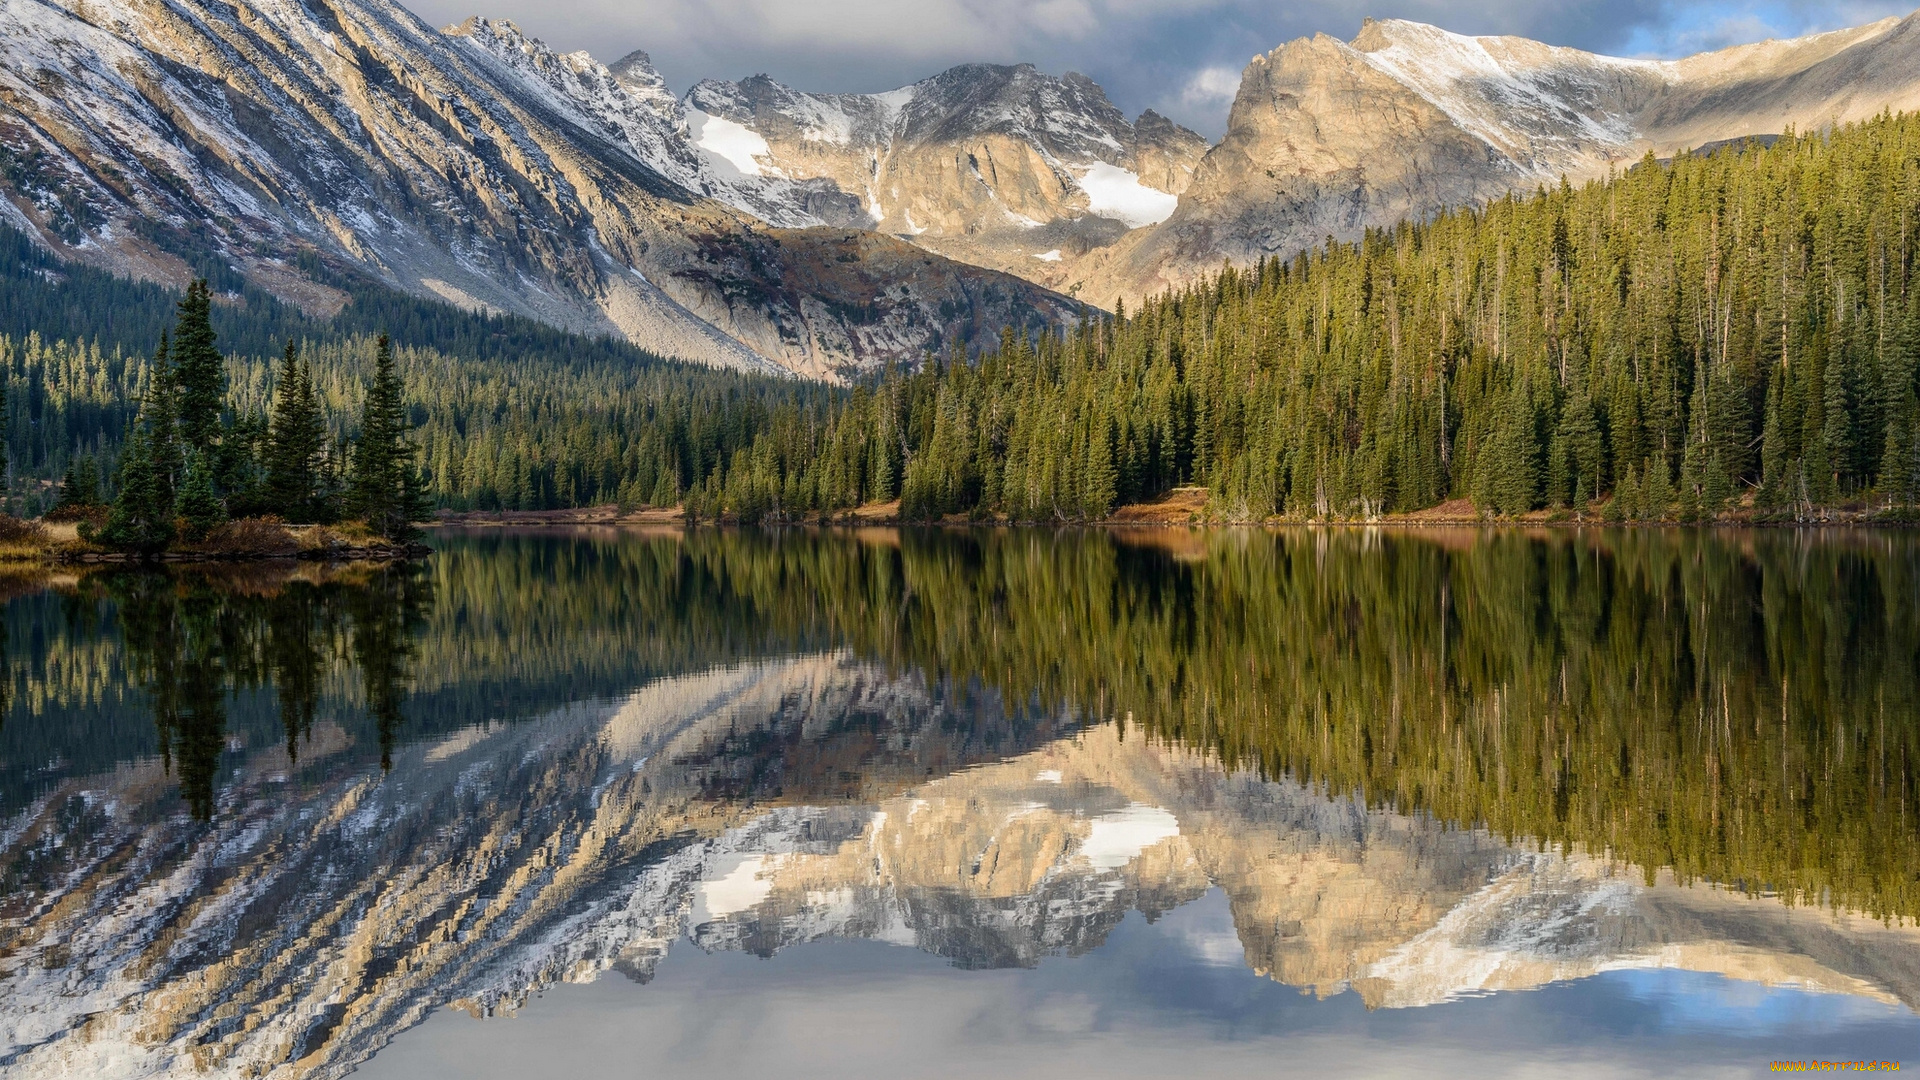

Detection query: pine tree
xmin=99 ymin=340 xmax=180 ymax=553
xmin=1822 ymin=345 xmax=1854 ymax=496
xmin=1758 ymin=369 xmax=1787 ymax=510
xmin=171 ymin=280 xmax=226 ymax=452
xmin=348 ymin=335 xmax=430 ymax=541
xmin=98 ymin=425 xmax=173 ymax=553
xmin=177 ymin=450 xmax=226 ymax=542
xmin=53 ymin=455 xmax=100 ymax=512
xmin=145 ymin=333 xmax=181 ymax=510
xmin=1646 ymin=454 xmax=1676 ymax=522
xmin=265 ymin=341 xmax=330 ymax=522
xmin=1082 ymin=411 xmax=1117 ymax=518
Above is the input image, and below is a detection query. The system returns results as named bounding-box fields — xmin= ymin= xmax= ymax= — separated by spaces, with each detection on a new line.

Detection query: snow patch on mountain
xmin=695 ymin=853 xmax=778 ymax=919
xmin=1076 ymin=162 xmax=1179 ymax=228
xmin=688 ymin=109 xmax=775 ymax=176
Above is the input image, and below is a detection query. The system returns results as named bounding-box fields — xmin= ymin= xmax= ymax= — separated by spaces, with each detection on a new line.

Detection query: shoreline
xmin=422 ymin=494 xmax=1915 ymax=531
xmin=0 ymin=517 xmax=431 ymax=567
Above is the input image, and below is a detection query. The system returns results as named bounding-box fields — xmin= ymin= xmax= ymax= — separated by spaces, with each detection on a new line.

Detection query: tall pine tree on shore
xmin=171 ymin=281 xmax=225 ymax=452
xmin=347 ymin=335 xmax=429 ymax=542
xmin=265 ymin=341 xmax=332 ymax=522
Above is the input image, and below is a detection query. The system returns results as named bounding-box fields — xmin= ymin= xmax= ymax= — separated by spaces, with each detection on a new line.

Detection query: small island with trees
xmin=8 ymin=280 xmax=430 ymax=563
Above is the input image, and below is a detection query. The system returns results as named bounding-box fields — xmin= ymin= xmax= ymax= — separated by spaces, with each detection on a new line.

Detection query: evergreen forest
xmin=6 ymin=112 xmax=1920 ymax=522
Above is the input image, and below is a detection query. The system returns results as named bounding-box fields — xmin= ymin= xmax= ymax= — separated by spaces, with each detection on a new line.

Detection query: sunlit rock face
xmin=0 ymin=1 xmax=1075 ymax=377
xmin=1077 ymin=13 xmax=1920 ymax=305
xmin=4 ymin=655 xmax=1917 ymax=1080
xmin=683 ymin=64 xmax=1207 ymax=301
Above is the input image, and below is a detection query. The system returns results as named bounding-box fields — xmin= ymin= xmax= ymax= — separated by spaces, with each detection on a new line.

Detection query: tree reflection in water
xmin=94 ymin=563 xmax=433 ymax=819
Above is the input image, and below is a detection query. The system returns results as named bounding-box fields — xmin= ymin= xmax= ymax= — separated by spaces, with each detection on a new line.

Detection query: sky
xmin=397 ymin=0 xmax=1919 ymax=136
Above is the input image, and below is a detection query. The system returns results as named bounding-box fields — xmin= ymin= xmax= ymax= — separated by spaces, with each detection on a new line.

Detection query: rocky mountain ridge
xmin=6 ymin=0 xmax=1920 ymax=376
xmin=680 ymin=63 xmax=1209 ymax=300
xmin=1080 ymin=12 xmax=1920 ymax=303
xmin=0 ymin=0 xmax=1076 ymax=378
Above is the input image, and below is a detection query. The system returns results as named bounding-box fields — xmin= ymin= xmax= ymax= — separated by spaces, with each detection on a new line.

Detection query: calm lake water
xmin=2 ymin=526 xmax=1917 ymax=1078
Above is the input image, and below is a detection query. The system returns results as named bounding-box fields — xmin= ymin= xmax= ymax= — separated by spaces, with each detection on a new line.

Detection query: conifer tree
xmin=1646 ymin=454 xmax=1676 ymax=522
xmin=171 ymin=281 xmax=226 ymax=452
xmin=265 ymin=341 xmax=330 ymax=522
xmin=1822 ymin=346 xmax=1854 ymax=496
xmin=348 ymin=335 xmax=430 ymax=541
xmin=177 ymin=450 xmax=226 ymax=542
xmin=53 ymin=455 xmax=100 ymax=512
xmin=1758 ymin=370 xmax=1787 ymax=510
xmin=98 ymin=425 xmax=173 ymax=552
xmin=99 ymin=338 xmax=179 ymax=553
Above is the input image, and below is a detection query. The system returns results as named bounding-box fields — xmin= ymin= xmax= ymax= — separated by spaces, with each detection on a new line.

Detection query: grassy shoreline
xmin=0 ymin=516 xmax=428 ymax=564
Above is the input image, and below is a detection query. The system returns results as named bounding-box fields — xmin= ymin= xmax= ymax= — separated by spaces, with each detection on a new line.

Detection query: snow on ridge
xmin=1353 ymin=19 xmax=1663 ymax=170
xmin=687 ymin=108 xmax=776 ymax=177
xmin=1076 ymin=162 xmax=1178 ymax=228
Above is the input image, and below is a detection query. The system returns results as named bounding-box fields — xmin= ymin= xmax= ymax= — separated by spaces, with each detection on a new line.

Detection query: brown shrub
xmin=0 ymin=514 xmax=46 ymax=543
xmin=43 ymin=504 xmax=108 ymax=526
xmin=196 ymin=517 xmax=299 ymax=557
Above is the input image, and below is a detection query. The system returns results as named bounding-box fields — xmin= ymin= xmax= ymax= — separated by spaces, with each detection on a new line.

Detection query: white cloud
xmin=1179 ymin=65 xmax=1243 ymax=108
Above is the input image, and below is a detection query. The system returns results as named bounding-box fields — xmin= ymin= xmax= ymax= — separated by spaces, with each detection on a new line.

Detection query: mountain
xmin=0 ymin=0 xmax=1076 ymax=378
xmin=1079 ymin=13 xmax=1920 ymax=304
xmin=7 ymin=1 xmax=1920 ymax=379
xmin=682 ymin=64 xmax=1208 ymax=301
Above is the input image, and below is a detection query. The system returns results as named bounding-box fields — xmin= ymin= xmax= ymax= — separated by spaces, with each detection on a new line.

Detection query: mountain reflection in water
xmin=1 ymin=527 xmax=1917 ymax=1078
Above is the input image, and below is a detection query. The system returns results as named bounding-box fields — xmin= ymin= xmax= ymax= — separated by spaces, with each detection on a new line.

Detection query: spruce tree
xmin=99 ymin=425 xmax=173 ymax=553
xmin=1758 ymin=371 xmax=1787 ymax=510
xmin=1646 ymin=454 xmax=1676 ymax=522
xmin=53 ymin=455 xmax=100 ymax=512
xmin=171 ymin=281 xmax=226 ymax=452
xmin=1821 ymin=346 xmax=1853 ymax=496
xmin=146 ymin=333 xmax=181 ymax=510
xmin=99 ymin=339 xmax=180 ymax=553
xmin=265 ymin=341 xmax=329 ymax=522
xmin=177 ymin=450 xmax=226 ymax=542
xmin=348 ymin=335 xmax=430 ymax=541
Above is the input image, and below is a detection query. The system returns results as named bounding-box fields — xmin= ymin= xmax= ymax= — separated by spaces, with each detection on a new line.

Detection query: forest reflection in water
xmin=0 ymin=525 xmax=1917 ymax=1077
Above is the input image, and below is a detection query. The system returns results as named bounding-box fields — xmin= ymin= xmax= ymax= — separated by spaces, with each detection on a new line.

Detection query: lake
xmin=1 ymin=526 xmax=1916 ymax=1078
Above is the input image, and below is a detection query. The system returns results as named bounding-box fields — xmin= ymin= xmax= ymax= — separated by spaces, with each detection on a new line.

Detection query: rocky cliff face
xmin=1080 ymin=13 xmax=1920 ymax=305
xmin=682 ymin=63 xmax=1208 ymax=301
xmin=0 ymin=0 xmax=1076 ymax=377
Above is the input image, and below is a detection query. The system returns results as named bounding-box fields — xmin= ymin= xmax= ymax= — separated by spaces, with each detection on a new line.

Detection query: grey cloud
xmin=396 ymin=0 xmax=1917 ymax=136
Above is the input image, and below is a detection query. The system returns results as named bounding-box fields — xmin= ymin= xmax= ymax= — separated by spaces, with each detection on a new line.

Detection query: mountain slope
xmin=1079 ymin=12 xmax=1920 ymax=304
xmin=683 ymin=64 xmax=1208 ymax=300
xmin=0 ymin=0 xmax=1076 ymax=377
